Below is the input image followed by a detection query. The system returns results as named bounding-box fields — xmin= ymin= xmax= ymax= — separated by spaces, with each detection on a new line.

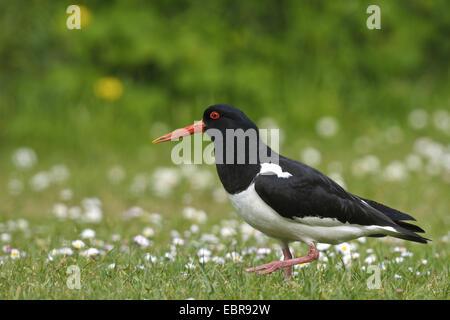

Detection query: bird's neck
xmin=213 ymin=137 xmax=276 ymax=194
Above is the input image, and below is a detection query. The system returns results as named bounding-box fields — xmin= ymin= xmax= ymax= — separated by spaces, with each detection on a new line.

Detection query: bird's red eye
xmin=210 ymin=111 xmax=220 ymax=119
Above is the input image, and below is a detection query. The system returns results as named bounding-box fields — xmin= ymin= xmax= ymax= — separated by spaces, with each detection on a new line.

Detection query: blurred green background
xmin=0 ymin=1 xmax=448 ymax=229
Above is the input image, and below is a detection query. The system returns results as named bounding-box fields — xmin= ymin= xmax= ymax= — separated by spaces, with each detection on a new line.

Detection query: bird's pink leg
xmin=283 ymin=246 xmax=293 ymax=279
xmin=246 ymin=243 xmax=319 ymax=276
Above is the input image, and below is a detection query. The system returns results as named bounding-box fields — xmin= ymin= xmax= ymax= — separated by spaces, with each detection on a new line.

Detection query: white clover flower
xmin=408 ymin=109 xmax=428 ymax=129
xmin=81 ymin=229 xmax=96 ymax=239
xmin=142 ymin=227 xmax=155 ymax=238
xmin=12 ymin=147 xmax=37 ymax=169
xmin=108 ymin=263 xmax=116 ymax=270
xmin=316 ymin=117 xmax=339 ymax=137
xmin=72 ymin=240 xmax=85 ymax=249
xmin=10 ymin=249 xmax=21 ymax=260
xmin=133 ymin=235 xmax=151 ymax=248
xmin=301 ymin=147 xmax=321 ymax=166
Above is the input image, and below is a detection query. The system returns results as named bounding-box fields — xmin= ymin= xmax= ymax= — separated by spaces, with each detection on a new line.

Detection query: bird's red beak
xmin=152 ymin=120 xmax=205 ymax=144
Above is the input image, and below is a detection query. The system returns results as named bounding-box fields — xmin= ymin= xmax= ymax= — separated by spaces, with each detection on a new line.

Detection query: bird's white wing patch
xmin=259 ymin=163 xmax=292 ymax=178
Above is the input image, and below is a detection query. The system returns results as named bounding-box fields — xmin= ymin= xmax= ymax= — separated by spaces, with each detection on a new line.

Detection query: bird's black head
xmin=202 ymin=104 xmax=258 ymax=135
xmin=152 ymin=103 xmax=275 ymax=194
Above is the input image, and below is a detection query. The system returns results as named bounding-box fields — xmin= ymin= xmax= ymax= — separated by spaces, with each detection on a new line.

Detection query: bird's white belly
xmin=228 ymin=183 xmax=393 ymax=244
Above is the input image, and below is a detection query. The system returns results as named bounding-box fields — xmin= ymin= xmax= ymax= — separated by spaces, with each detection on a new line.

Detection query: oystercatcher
xmin=153 ymin=104 xmax=428 ymax=278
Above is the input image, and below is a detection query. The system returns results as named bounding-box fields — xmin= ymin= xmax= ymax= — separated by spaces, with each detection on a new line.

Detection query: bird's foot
xmin=245 ymin=243 xmax=319 ymax=277
xmin=245 ymin=260 xmax=286 ymax=275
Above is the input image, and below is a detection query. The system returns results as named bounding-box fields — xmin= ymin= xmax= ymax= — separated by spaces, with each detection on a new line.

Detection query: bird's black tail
xmin=362 ymin=198 xmax=430 ymax=244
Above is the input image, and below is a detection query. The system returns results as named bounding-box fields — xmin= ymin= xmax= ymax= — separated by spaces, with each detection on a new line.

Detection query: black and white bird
xmin=153 ymin=104 xmax=428 ymax=278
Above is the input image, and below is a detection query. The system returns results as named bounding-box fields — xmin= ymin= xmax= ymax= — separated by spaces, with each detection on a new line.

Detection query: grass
xmin=0 ymin=114 xmax=449 ymax=300
xmin=0 ymin=215 xmax=448 ymax=299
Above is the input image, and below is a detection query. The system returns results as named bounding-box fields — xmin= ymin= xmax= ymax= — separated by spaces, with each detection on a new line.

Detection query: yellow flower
xmin=94 ymin=77 xmax=123 ymax=101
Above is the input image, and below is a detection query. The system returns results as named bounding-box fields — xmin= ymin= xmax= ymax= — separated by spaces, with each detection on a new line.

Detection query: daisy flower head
xmin=10 ymin=249 xmax=21 ymax=260
xmin=81 ymin=228 xmax=96 ymax=239
xmin=72 ymin=240 xmax=85 ymax=249
xmin=335 ymin=242 xmax=352 ymax=256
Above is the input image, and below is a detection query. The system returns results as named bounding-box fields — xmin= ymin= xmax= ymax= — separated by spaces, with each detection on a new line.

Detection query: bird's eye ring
xmin=210 ymin=111 xmax=220 ymax=119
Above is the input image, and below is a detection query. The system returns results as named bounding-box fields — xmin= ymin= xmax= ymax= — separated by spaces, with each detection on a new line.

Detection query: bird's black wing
xmin=254 ymin=169 xmax=394 ymax=227
xmin=253 ymin=157 xmax=428 ymax=243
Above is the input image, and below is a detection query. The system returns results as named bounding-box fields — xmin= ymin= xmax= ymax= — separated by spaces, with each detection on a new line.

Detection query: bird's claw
xmin=245 ymin=261 xmax=285 ymax=275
